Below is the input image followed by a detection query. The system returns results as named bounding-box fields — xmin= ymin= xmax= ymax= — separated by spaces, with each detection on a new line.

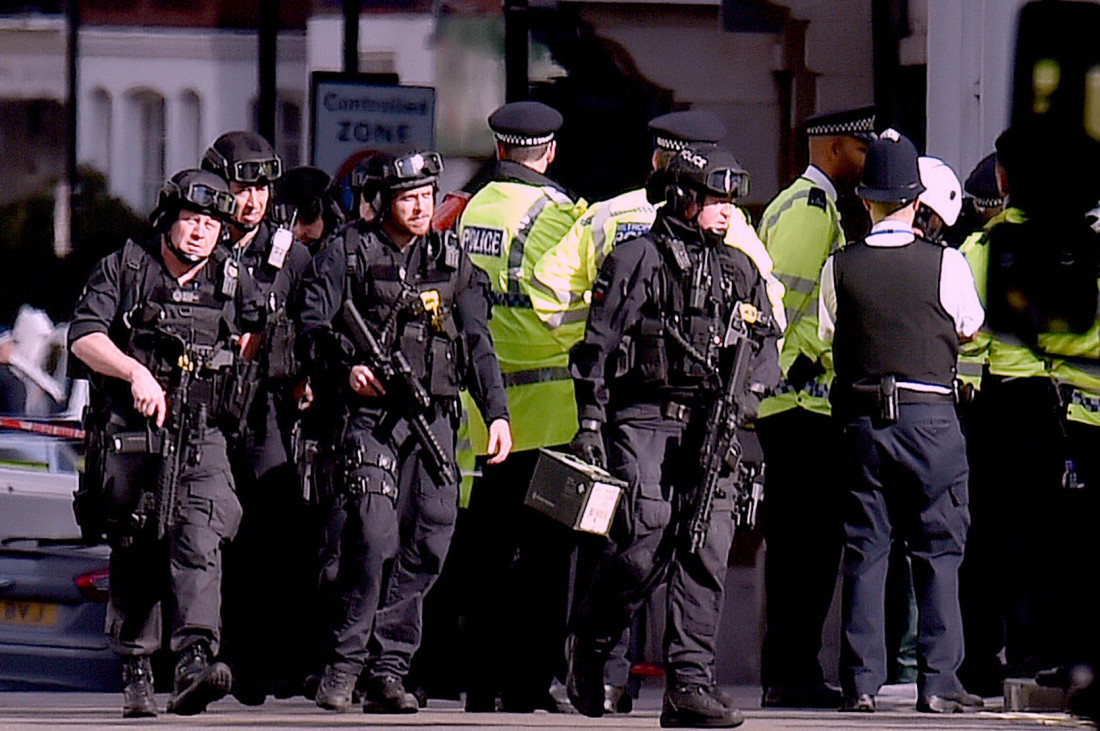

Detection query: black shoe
xmin=166 ymin=642 xmax=232 ymax=716
xmin=661 ymin=683 xmax=745 ymax=728
xmin=839 ymin=693 xmax=875 ymax=712
xmin=1036 ymin=665 xmax=1073 ymax=689
xmin=710 ymin=684 xmax=734 ymax=710
xmin=231 ymin=671 xmax=268 ymax=706
xmin=565 ymin=635 xmax=607 ymax=718
xmin=916 ymin=691 xmax=984 ymax=713
xmin=303 ymin=673 xmax=321 ymax=701
xmin=464 ymin=691 xmax=499 ymax=713
xmin=315 ymin=665 xmax=356 ymax=711
xmin=362 ymin=675 xmax=419 ymax=714
xmin=121 ymin=656 xmax=158 ymax=719
xmin=762 ymin=682 xmax=843 ymax=709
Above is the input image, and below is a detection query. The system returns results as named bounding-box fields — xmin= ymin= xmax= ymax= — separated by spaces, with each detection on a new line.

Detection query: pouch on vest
xmin=428 ymin=336 xmax=460 ymax=397
xmin=263 ymin=311 xmax=298 ymax=381
xmin=399 ymin=320 xmax=430 ymax=383
xmin=635 ymin=318 xmax=669 ymax=384
xmin=679 ymin=314 xmax=717 ymax=380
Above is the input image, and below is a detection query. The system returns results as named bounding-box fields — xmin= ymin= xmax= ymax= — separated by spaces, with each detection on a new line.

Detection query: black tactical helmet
xmin=150 ymin=168 xmax=236 ymax=231
xmin=201 ymin=130 xmax=283 ymax=185
xmin=352 ymin=150 xmax=443 ymax=217
xmin=857 ymin=129 xmax=925 ymax=204
xmin=272 ymin=165 xmax=339 ymax=225
xmin=647 ymin=146 xmax=750 ymax=207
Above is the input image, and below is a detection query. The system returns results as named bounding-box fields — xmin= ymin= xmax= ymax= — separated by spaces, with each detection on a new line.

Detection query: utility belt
xmin=834 ymin=376 xmax=954 ymax=423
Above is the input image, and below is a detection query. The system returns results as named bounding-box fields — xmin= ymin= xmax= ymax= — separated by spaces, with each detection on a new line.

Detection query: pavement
xmin=0 ymin=682 xmax=1090 ymax=730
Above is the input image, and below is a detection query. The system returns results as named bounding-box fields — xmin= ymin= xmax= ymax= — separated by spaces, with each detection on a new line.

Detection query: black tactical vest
xmin=832 ymin=237 xmax=958 ymax=387
xmin=113 ymin=239 xmax=238 ymax=414
xmin=230 ymin=222 xmax=300 ymax=380
xmin=627 ymin=231 xmax=735 ymax=392
xmin=344 ymin=224 xmax=466 ymax=397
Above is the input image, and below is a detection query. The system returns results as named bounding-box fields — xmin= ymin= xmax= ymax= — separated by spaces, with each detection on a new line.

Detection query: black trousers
xmin=959 ymin=375 xmax=1069 ymax=677
xmin=572 ymin=411 xmax=735 ymax=687
xmin=222 ymin=391 xmax=312 ymax=689
xmin=463 ymin=447 xmax=577 ymax=706
xmin=837 ymin=403 xmax=969 ymax=698
xmin=756 ymin=408 xmax=845 ymax=690
xmin=104 ymin=426 xmax=241 ymax=658
xmin=320 ymin=405 xmax=457 ymax=678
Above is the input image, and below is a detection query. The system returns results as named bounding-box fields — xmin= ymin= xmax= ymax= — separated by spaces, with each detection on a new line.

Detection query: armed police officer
xmin=565 ymin=146 xmax=780 ymax=729
xmin=200 ymin=131 xmax=315 ymax=703
xmin=273 ymin=165 xmax=346 ymax=250
xmin=819 ymin=131 xmax=984 ymax=714
xmin=69 ymin=169 xmax=265 ymax=718
xmin=297 ymin=150 xmax=512 ymax=714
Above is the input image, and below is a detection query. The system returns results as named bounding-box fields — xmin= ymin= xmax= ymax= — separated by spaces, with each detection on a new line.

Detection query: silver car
xmin=0 ymin=429 xmax=121 ymax=691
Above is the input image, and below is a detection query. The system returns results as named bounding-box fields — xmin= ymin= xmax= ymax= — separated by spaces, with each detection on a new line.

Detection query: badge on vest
xmin=267 ymin=227 xmax=293 ymax=269
xmin=808 ymin=188 xmax=827 ymax=211
xmin=222 ymin=258 xmax=239 ymax=298
xmin=461 ymin=226 xmax=504 ymax=257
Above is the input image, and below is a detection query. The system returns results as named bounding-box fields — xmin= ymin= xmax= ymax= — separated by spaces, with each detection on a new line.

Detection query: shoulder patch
xmin=807 ymin=187 xmax=827 ymax=211
xmin=613 ymin=222 xmax=651 ymax=245
xmin=461 ymin=226 xmax=505 ymax=257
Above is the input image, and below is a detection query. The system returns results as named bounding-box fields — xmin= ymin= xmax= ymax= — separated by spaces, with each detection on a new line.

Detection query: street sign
xmin=309 ymin=72 xmax=435 ymax=181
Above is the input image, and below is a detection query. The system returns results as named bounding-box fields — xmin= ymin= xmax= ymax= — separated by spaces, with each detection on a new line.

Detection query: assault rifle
xmin=129 ymin=353 xmax=206 ymax=541
xmin=340 ymin=299 xmax=458 ymax=485
xmin=686 ymin=302 xmax=773 ymax=554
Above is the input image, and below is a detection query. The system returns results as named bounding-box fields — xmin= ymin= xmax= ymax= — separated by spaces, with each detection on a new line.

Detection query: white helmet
xmin=917 ymin=156 xmax=962 ymax=226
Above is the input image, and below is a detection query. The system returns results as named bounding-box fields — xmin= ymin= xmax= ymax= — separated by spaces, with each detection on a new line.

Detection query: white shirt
xmin=817 ymin=220 xmax=985 ymax=391
xmin=802 ymin=164 xmax=839 ymax=203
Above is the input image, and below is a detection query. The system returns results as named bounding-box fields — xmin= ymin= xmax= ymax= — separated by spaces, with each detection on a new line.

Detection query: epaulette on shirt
xmin=807 ymin=187 xmax=827 ymax=211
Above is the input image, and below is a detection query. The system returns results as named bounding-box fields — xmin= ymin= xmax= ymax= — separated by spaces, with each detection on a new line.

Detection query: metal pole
xmin=504 ymin=0 xmax=528 ymax=102
xmin=61 ymin=0 xmax=79 ymax=257
xmin=344 ymin=0 xmax=361 ymax=73
xmin=258 ymin=0 xmax=279 ymax=145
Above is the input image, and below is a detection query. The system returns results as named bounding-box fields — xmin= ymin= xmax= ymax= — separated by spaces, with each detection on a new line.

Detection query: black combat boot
xmin=362 ymin=675 xmax=419 ymax=714
xmin=565 ymin=635 xmax=608 ymax=717
xmin=315 ymin=665 xmax=357 ymax=711
xmin=660 ymin=683 xmax=745 ymax=728
xmin=121 ymin=656 xmax=157 ymax=718
xmin=166 ymin=641 xmax=233 ymax=716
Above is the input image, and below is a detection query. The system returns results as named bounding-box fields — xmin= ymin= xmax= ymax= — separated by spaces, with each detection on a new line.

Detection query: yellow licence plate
xmin=0 ymin=599 xmax=59 ymax=627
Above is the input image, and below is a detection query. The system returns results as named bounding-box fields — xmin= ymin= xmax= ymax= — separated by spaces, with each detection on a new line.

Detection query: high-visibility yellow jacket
xmin=962 ymin=208 xmax=1054 ymax=380
xmin=456 ymin=161 xmax=588 ymax=455
xmin=530 ymin=187 xmax=786 ymax=351
xmin=757 ymin=173 xmax=846 ymax=418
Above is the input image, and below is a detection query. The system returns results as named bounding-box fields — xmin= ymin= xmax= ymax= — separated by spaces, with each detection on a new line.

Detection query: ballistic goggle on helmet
xmin=202 ymin=130 xmax=283 ymax=185
xmin=352 ymin=151 xmax=444 ymax=193
xmin=151 ymin=169 xmax=236 ymax=229
xmin=667 ymin=147 xmax=750 ymax=201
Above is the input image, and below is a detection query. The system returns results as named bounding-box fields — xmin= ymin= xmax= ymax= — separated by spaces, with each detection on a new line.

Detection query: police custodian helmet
xmin=150 ymin=168 xmax=236 ymax=232
xmin=201 ymin=130 xmax=283 ymax=186
xmin=857 ymin=129 xmax=925 ymax=204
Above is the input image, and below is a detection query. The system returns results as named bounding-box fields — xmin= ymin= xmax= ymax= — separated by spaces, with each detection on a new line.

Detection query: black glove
xmin=570 ymin=426 xmax=607 ymax=470
xmin=786 ymin=353 xmax=825 ymax=392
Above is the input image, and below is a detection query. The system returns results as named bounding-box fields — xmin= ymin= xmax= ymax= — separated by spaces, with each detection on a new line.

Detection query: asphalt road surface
xmin=0 ymin=683 xmax=1090 ymax=730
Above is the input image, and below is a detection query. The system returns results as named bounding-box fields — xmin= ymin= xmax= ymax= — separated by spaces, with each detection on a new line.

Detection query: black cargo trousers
xmin=319 ymin=402 xmax=457 ymax=681
xmin=571 ymin=404 xmax=736 ymax=688
xmin=102 ymin=420 xmax=242 ymax=658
